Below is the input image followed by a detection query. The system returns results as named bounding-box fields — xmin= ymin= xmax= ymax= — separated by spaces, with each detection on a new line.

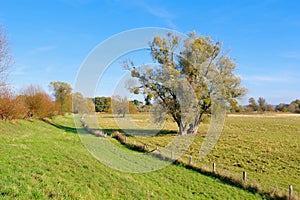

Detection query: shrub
xmin=111 ymin=131 xmax=126 ymax=144
xmin=0 ymin=86 xmax=27 ymax=120
xmin=20 ymin=84 xmax=55 ymax=119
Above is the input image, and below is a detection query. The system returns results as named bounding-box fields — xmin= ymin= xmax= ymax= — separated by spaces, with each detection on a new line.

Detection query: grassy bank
xmin=0 ymin=115 xmax=263 ymax=199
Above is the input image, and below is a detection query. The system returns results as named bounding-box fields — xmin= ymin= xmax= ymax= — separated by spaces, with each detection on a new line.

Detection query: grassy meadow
xmin=86 ymin=113 xmax=300 ymax=197
xmin=0 ymin=115 xmax=264 ymax=199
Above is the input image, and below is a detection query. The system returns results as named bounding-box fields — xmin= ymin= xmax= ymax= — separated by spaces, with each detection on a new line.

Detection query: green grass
xmin=90 ymin=113 xmax=300 ymax=197
xmin=0 ymin=115 xmax=263 ymax=199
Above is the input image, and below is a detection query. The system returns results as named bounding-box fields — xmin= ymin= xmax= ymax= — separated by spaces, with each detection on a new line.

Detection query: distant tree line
xmin=233 ymin=97 xmax=300 ymax=113
xmin=92 ymin=96 xmax=149 ymax=116
xmin=0 ymin=79 xmax=150 ymax=120
xmin=1 ymin=82 xmax=299 ymax=121
xmin=275 ymin=99 xmax=300 ymax=113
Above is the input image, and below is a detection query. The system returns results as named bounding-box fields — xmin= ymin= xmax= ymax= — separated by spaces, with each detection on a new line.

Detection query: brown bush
xmin=0 ymin=86 xmax=27 ymax=120
xmin=20 ymin=84 xmax=55 ymax=119
xmin=111 ymin=131 xmax=126 ymax=144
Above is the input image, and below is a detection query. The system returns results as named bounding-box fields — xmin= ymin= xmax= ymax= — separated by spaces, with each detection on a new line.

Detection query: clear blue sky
xmin=0 ymin=0 xmax=299 ymax=105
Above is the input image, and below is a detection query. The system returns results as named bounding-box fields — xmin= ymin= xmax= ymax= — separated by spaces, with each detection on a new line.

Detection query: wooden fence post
xmin=171 ymin=151 xmax=174 ymax=159
xmin=213 ymin=163 xmax=216 ymax=172
xmin=243 ymin=171 xmax=247 ymax=182
xmin=189 ymin=156 xmax=192 ymax=165
xmin=289 ymin=185 xmax=293 ymax=200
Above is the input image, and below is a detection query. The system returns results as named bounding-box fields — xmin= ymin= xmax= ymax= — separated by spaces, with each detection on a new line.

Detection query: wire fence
xmin=81 ymin=116 xmax=299 ymax=200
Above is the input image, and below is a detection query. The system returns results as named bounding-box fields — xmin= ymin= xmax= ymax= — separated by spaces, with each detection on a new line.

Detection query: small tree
xmin=275 ymin=103 xmax=288 ymax=112
xmin=248 ymin=97 xmax=259 ymax=111
xmin=94 ymin=96 xmax=111 ymax=112
xmin=112 ymin=95 xmax=128 ymax=118
xmin=266 ymin=104 xmax=274 ymax=112
xmin=72 ymin=92 xmax=95 ymax=114
xmin=125 ymin=32 xmax=246 ymax=135
xmin=258 ymin=97 xmax=267 ymax=112
xmin=49 ymin=81 xmax=72 ymax=114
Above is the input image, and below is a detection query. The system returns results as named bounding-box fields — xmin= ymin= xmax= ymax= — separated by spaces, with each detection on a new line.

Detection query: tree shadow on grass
xmin=42 ymin=118 xmax=83 ymax=134
xmin=100 ymin=128 xmax=177 ymax=136
xmin=42 ymin=118 xmax=177 ymax=137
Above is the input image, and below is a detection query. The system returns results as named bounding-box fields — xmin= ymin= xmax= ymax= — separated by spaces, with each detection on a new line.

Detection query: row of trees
xmin=275 ymin=99 xmax=300 ymax=113
xmin=93 ymin=96 xmax=148 ymax=114
xmin=1 ymin=81 xmax=299 ymax=121
xmin=0 ymin=84 xmax=54 ymax=120
xmin=234 ymin=97 xmax=300 ymax=113
xmin=93 ymin=96 xmax=300 ymax=115
xmin=237 ymin=97 xmax=274 ymax=112
xmin=0 ymin=81 xmax=94 ymax=120
xmin=0 ymin=80 xmax=147 ymax=120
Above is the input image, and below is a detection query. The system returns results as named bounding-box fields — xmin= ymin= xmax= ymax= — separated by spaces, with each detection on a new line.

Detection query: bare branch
xmin=0 ymin=26 xmax=12 ymax=85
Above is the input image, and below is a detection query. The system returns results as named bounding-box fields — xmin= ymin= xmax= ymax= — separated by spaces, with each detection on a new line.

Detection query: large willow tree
xmin=126 ymin=32 xmax=246 ymax=135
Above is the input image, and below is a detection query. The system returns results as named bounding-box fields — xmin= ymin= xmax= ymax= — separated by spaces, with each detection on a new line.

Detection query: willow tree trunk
xmin=178 ymin=115 xmax=202 ymax=135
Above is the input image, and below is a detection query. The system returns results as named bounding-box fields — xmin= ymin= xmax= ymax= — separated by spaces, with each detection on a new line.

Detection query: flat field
xmin=90 ymin=113 xmax=300 ymax=196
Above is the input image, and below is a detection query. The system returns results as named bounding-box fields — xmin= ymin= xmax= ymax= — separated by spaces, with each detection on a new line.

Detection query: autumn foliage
xmin=0 ymin=86 xmax=27 ymax=120
xmin=20 ymin=84 xmax=55 ymax=119
xmin=0 ymin=84 xmax=56 ymax=120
